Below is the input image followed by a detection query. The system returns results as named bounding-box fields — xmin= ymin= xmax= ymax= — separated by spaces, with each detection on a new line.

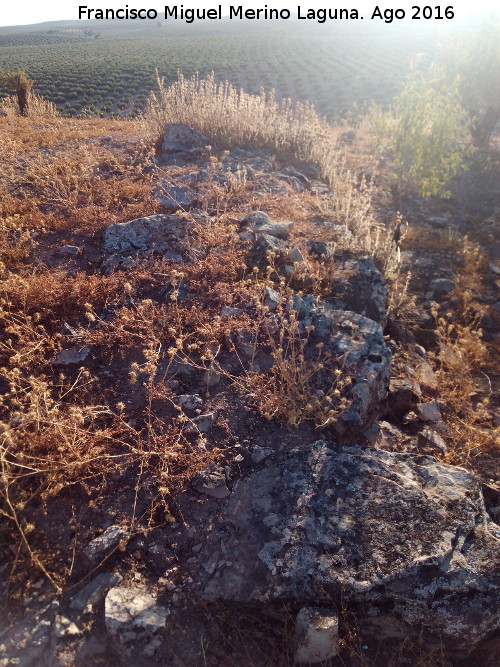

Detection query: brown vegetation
xmin=0 ymin=78 xmax=497 ymax=665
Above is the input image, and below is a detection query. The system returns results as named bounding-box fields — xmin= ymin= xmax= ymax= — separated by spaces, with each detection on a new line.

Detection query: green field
xmin=0 ymin=18 xmax=448 ymax=118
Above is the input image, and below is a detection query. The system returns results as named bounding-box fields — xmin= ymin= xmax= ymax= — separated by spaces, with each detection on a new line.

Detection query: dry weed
xmin=0 ymin=92 xmax=59 ymax=118
xmin=3 ymin=78 xmax=493 ymax=617
xmin=0 ymin=117 xmax=157 ymax=236
xmin=143 ymin=72 xmax=375 ymax=246
xmin=428 ymin=237 xmax=498 ymax=470
xmin=432 ymin=296 xmax=497 ymax=467
xmin=220 ymin=277 xmax=352 ymax=427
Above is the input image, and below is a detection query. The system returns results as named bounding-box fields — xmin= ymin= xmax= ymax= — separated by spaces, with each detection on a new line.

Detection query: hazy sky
xmin=0 ymin=0 xmax=498 ymax=27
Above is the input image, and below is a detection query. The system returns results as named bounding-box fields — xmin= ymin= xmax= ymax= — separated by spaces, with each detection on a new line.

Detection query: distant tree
xmin=0 ymin=69 xmax=33 ymax=116
xmin=442 ymin=18 xmax=500 ymax=148
xmin=369 ymin=65 xmax=468 ymax=212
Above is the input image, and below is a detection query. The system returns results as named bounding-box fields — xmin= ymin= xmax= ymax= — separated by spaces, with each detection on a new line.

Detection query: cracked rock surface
xmin=203 ymin=441 xmax=499 ymax=654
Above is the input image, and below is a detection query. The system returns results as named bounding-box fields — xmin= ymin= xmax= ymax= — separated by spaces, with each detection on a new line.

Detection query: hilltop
xmin=0 ymin=69 xmax=498 ymax=664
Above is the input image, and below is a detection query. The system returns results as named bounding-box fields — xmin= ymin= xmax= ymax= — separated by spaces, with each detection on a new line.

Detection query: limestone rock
xmin=328 ymin=252 xmax=388 ymax=327
xmin=241 ymin=209 xmax=293 ymax=240
xmin=301 ymin=303 xmax=391 ymax=432
xmin=192 ymin=469 xmax=230 ymax=498
xmin=0 ymin=602 xmax=59 ymax=664
xmin=251 ymin=447 xmax=274 ymax=464
xmin=295 ymin=607 xmax=339 ymax=664
xmin=251 ymin=233 xmax=291 ymax=266
xmin=418 ymin=427 xmax=447 ymax=455
xmin=221 ymin=306 xmax=243 ymax=318
xmin=177 ymin=394 xmax=203 ymax=411
xmin=310 ymin=180 xmax=331 ymax=195
xmin=154 ymin=183 xmax=199 ymax=212
xmin=105 ymin=585 xmax=168 ymax=643
xmin=308 ymin=225 xmax=355 ymax=257
xmin=325 ymin=221 xmax=354 ymax=246
xmin=288 ymin=246 xmax=305 ymax=264
xmin=160 ymin=123 xmax=211 ymax=155
xmin=272 ymin=171 xmax=307 ymax=192
xmin=185 ymin=411 xmax=218 ymax=434
xmin=387 ymin=378 xmax=419 ymax=421
xmin=416 ymin=401 xmax=442 ymax=423
xmin=308 ymin=240 xmax=335 ymax=259
xmin=278 ymin=167 xmax=313 ymax=186
xmin=84 ymin=525 xmax=126 ymax=565
xmin=263 ymin=286 xmax=280 ymax=311
xmin=242 ymin=211 xmax=272 ymax=227
xmin=430 ymin=278 xmax=455 ymax=298
xmin=376 ymin=420 xmax=413 ymax=452
xmin=52 ymin=347 xmax=91 ymax=366
xmin=53 ymin=615 xmax=82 ymax=638
xmin=415 ymin=359 xmax=438 ymax=390
xmin=204 ymin=442 xmax=499 ymax=655
xmin=56 ymin=244 xmax=80 ymax=256
xmin=104 ymin=214 xmax=187 ymax=257
xmin=70 ymin=572 xmax=123 ymax=611
xmin=235 ymin=328 xmax=256 ymax=359
xmin=254 ymin=222 xmax=293 ymax=240
xmin=362 ymin=421 xmax=381 ymax=445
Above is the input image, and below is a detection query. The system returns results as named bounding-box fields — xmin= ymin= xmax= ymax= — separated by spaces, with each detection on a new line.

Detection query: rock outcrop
xmin=157 ymin=123 xmax=211 ymax=164
xmin=2 ymin=101 xmax=499 ymax=667
xmin=103 ymin=213 xmax=190 ymax=258
xmin=290 ymin=297 xmax=391 ymax=433
xmin=327 ymin=252 xmax=388 ymax=327
xmin=203 ymin=442 xmax=499 ymax=655
xmin=5 ymin=123 xmax=490 ymax=665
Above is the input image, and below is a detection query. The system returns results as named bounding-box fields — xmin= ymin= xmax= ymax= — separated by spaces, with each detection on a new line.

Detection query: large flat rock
xmin=204 ymin=442 xmax=499 ymax=654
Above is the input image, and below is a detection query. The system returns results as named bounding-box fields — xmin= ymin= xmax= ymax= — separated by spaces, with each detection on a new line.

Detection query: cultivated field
xmin=0 ymin=18 xmax=441 ymax=118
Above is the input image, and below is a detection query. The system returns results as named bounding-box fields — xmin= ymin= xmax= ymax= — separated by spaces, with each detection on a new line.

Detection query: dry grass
xmin=0 ymin=116 xmax=158 ymax=237
xmin=0 ymin=256 xmax=224 ymax=591
xmin=0 ymin=152 xmax=254 ymax=591
xmin=414 ymin=234 xmax=499 ymax=473
xmin=144 ymin=71 xmax=325 ymax=157
xmin=1 ymin=75 xmax=495 ymax=637
xmin=224 ymin=279 xmax=353 ymax=427
xmin=143 ymin=72 xmax=377 ymax=250
xmin=392 ymin=225 xmax=498 ymax=474
xmin=0 ymin=95 xmax=419 ymax=595
xmin=432 ymin=300 xmax=498 ymax=471
xmin=0 ymin=92 xmax=59 ymax=118
xmin=0 ymin=116 xmax=196 ymax=590
xmin=191 ymin=599 xmax=450 ymax=667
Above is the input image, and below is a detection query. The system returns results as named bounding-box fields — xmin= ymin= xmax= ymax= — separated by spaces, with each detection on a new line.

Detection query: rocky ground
xmin=0 ymin=122 xmax=498 ymax=666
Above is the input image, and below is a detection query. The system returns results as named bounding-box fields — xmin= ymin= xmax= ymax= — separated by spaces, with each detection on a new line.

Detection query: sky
xmin=0 ymin=0 xmax=498 ymax=27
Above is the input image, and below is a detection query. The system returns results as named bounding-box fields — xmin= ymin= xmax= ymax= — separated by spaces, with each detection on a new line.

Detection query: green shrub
xmin=369 ymin=64 xmax=467 ymax=211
